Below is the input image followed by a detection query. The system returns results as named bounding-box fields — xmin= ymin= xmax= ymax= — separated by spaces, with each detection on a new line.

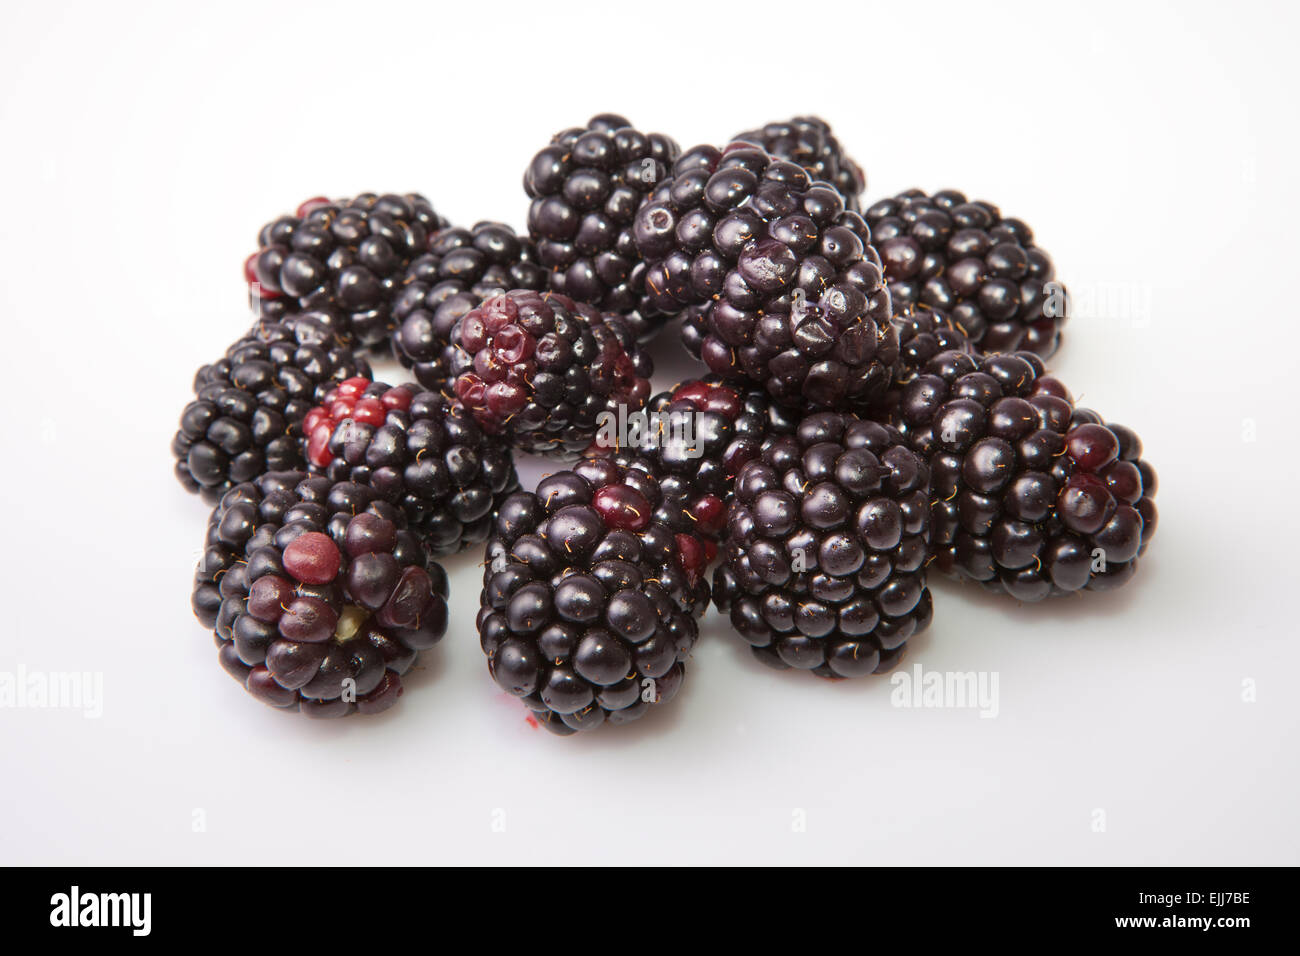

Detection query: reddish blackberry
xmin=715 ymin=412 xmax=932 ymax=678
xmin=633 ymin=142 xmax=897 ymax=409
xmin=525 ymin=114 xmax=680 ymax=326
xmin=192 ymin=472 xmax=449 ymax=717
xmin=892 ymin=350 xmax=1158 ymax=599
xmin=865 ymin=190 xmax=1067 ymax=358
xmin=303 ymin=379 xmax=519 ymax=556
xmin=594 ymin=377 xmax=799 ymax=545
xmin=734 ymin=116 xmax=865 ymax=212
xmin=480 ymin=459 xmax=706 ymax=735
xmin=391 ymin=222 xmax=547 ymax=391
xmin=173 ymin=316 xmax=369 ymax=504
xmin=450 ymin=290 xmax=653 ymax=459
xmin=246 ymin=193 xmax=448 ymax=352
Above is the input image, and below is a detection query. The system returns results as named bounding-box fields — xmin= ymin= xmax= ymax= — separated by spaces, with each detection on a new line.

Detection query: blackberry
xmin=525 ymin=113 xmax=680 ymax=329
xmin=734 ymin=116 xmax=865 ymax=212
xmin=450 ymin=290 xmax=652 ymax=459
xmin=892 ymin=350 xmax=1158 ymax=599
xmin=715 ymin=412 xmax=933 ymax=678
xmin=865 ymin=189 xmax=1067 ymax=358
xmin=246 ymin=193 xmax=449 ymax=351
xmin=173 ymin=316 xmax=370 ymax=504
xmin=303 ymin=378 xmax=519 ymax=556
xmin=192 ymin=472 xmax=449 ymax=717
xmin=391 ymin=222 xmax=547 ymax=391
xmin=480 ymin=458 xmax=706 ymax=735
xmin=633 ymin=142 xmax=897 ymax=409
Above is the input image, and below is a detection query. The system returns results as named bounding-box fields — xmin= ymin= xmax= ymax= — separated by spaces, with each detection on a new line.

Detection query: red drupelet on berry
xmin=449 ymin=290 xmax=652 ymax=459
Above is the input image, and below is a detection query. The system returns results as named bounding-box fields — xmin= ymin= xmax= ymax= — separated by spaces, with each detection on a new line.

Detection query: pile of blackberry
xmin=525 ymin=114 xmax=680 ymax=333
xmin=866 ymin=189 xmax=1066 ymax=357
xmin=390 ymin=221 xmax=547 ymax=391
xmin=632 ymin=141 xmax=897 ymax=410
xmin=192 ymin=472 xmax=449 ymax=717
xmin=480 ymin=458 xmax=705 ymax=734
xmin=174 ymin=110 xmax=1160 ymax=732
xmin=246 ymin=193 xmax=448 ymax=351
xmin=303 ymin=377 xmax=519 ymax=556
xmin=173 ymin=315 xmax=369 ymax=504
xmin=449 ymin=290 xmax=652 ymax=458
xmin=713 ymin=413 xmax=933 ymax=677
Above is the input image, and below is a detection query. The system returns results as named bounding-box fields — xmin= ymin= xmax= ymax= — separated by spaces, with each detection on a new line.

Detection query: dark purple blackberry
xmin=715 ymin=412 xmax=933 ymax=678
xmin=303 ymin=379 xmax=519 ymax=557
xmin=865 ymin=189 xmax=1067 ymax=358
xmin=734 ymin=116 xmax=865 ymax=212
xmin=192 ymin=472 xmax=449 ymax=717
xmin=524 ymin=114 xmax=680 ymax=330
xmin=246 ymin=193 xmax=449 ymax=352
xmin=479 ymin=458 xmax=706 ymax=735
xmin=891 ymin=350 xmax=1158 ymax=599
xmin=390 ymin=222 xmax=547 ymax=391
xmin=173 ymin=316 xmax=369 ymax=504
xmin=633 ymin=142 xmax=897 ymax=410
xmin=450 ymin=290 xmax=653 ymax=459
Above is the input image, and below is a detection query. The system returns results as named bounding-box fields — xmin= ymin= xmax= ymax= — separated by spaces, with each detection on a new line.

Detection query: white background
xmin=1 ymin=0 xmax=1296 ymax=865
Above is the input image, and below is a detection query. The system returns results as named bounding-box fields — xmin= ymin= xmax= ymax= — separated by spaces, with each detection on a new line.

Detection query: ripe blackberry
xmin=391 ymin=222 xmax=547 ymax=391
xmin=173 ymin=316 xmax=370 ymax=504
xmin=192 ymin=472 xmax=449 ymax=717
xmin=633 ymin=142 xmax=897 ymax=409
xmin=303 ymin=379 xmax=519 ymax=556
xmin=450 ymin=290 xmax=652 ymax=459
xmin=715 ymin=412 xmax=933 ymax=678
xmin=865 ymin=189 xmax=1067 ymax=357
xmin=246 ymin=193 xmax=449 ymax=351
xmin=480 ymin=458 xmax=706 ymax=735
xmin=892 ymin=350 xmax=1158 ymax=599
xmin=734 ymin=116 xmax=865 ymax=212
xmin=525 ymin=113 xmax=680 ymax=326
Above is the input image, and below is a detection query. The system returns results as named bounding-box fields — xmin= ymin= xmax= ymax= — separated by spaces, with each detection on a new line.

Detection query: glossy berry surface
xmin=479 ymin=458 xmax=707 ymax=735
xmin=172 ymin=316 xmax=370 ymax=504
xmin=715 ymin=412 xmax=933 ymax=678
xmin=866 ymin=189 xmax=1066 ymax=357
xmin=734 ymin=116 xmax=865 ymax=212
xmin=450 ymin=290 xmax=652 ymax=458
xmin=891 ymin=349 xmax=1158 ymax=599
xmin=248 ymin=193 xmax=448 ymax=351
xmin=525 ymin=114 xmax=680 ymax=329
xmin=192 ymin=472 xmax=450 ymax=717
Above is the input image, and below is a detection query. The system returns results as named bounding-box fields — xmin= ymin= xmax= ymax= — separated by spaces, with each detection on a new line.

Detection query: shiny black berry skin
xmin=525 ymin=114 xmax=680 ymax=332
xmin=892 ymin=350 xmax=1158 ymax=599
xmin=734 ymin=116 xmax=865 ymax=212
xmin=192 ymin=472 xmax=449 ymax=717
xmin=248 ymin=193 xmax=449 ymax=352
xmin=715 ymin=413 xmax=933 ymax=678
xmin=633 ymin=142 xmax=897 ymax=411
xmin=450 ymin=290 xmax=653 ymax=459
xmin=390 ymin=222 xmax=547 ymax=391
xmin=866 ymin=189 xmax=1067 ymax=358
xmin=306 ymin=383 xmax=520 ymax=557
xmin=479 ymin=459 xmax=706 ymax=735
xmin=172 ymin=316 xmax=370 ymax=505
